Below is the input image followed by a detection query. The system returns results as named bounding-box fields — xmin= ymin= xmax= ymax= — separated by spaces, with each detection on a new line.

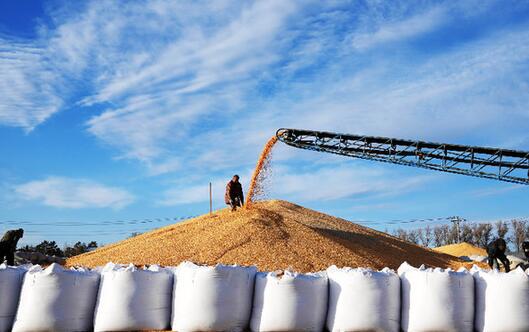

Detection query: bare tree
xmin=407 ymin=229 xmax=420 ymax=245
xmin=460 ymin=223 xmax=474 ymax=244
xmin=495 ymin=221 xmax=509 ymax=239
xmin=440 ymin=225 xmax=454 ymax=245
xmin=419 ymin=225 xmax=433 ymax=247
xmin=470 ymin=223 xmax=479 ymax=245
xmin=450 ymin=222 xmax=462 ymax=244
xmin=433 ymin=226 xmax=445 ymax=247
xmin=394 ymin=228 xmax=409 ymax=242
xmin=397 ymin=220 xmax=521 ymax=251
xmin=510 ymin=219 xmax=527 ymax=253
xmin=482 ymin=223 xmax=493 ymax=247
xmin=473 ymin=223 xmax=493 ymax=247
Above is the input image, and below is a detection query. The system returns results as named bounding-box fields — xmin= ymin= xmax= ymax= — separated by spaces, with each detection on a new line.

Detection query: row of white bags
xmin=4 ymin=262 xmax=325 ymax=332
xmin=1 ymin=261 xmax=529 ymax=332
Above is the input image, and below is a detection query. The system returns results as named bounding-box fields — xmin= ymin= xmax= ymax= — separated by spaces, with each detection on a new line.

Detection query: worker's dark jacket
xmin=225 ymin=180 xmax=244 ymax=204
xmin=0 ymin=230 xmax=22 ymax=251
xmin=523 ymin=241 xmax=529 ymax=260
xmin=486 ymin=239 xmax=508 ymax=259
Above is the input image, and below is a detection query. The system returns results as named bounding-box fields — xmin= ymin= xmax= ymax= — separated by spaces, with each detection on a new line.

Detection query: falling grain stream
xmin=245 ymin=136 xmax=278 ymax=207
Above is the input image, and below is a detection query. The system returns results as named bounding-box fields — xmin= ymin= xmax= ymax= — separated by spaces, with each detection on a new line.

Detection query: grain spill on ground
xmin=245 ymin=136 xmax=277 ymax=207
xmin=67 ymin=200 xmax=470 ymax=271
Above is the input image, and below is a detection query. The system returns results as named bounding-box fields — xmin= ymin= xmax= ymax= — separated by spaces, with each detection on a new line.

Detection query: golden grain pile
xmin=67 ymin=200 xmax=469 ymax=271
xmin=434 ymin=242 xmax=487 ymax=257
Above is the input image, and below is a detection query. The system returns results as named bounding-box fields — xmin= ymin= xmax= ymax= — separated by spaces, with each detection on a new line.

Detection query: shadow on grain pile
xmin=67 ymin=200 xmax=468 ymax=272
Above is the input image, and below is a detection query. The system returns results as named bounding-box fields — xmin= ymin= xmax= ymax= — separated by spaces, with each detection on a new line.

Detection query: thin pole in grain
xmin=209 ymin=182 xmax=212 ymax=215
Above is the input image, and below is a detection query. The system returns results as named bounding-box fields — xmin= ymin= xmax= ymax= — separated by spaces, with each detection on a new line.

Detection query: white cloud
xmin=0 ymin=39 xmax=62 ymax=130
xmin=76 ymin=0 xmax=298 ymax=163
xmin=15 ymin=177 xmax=135 ymax=209
xmin=1 ymin=0 xmax=529 ymax=184
xmin=158 ymin=165 xmax=429 ymax=206
xmin=469 ymin=184 xmax=525 ymax=198
xmin=171 ymin=23 xmax=529 ymax=183
xmin=352 ymin=6 xmax=446 ymax=50
xmin=158 ymin=170 xmax=254 ymax=206
xmin=270 ymin=165 xmax=430 ymax=201
xmin=159 ymin=179 xmax=225 ymax=206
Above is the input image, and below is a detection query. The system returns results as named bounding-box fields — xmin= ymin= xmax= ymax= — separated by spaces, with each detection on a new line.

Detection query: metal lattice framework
xmin=276 ymin=128 xmax=529 ymax=185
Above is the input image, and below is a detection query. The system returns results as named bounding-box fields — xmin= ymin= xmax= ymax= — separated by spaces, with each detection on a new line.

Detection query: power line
xmin=355 ymin=216 xmax=453 ymax=226
xmin=24 ymin=230 xmax=151 ymax=236
xmin=0 ymin=215 xmax=199 ymax=227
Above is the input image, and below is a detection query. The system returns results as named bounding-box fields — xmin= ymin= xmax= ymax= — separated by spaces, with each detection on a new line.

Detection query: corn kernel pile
xmin=67 ymin=200 xmax=471 ymax=271
xmin=434 ymin=242 xmax=487 ymax=257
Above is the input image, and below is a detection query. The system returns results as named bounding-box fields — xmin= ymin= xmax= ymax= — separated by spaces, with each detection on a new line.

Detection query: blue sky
xmin=1 ymin=0 xmax=528 ymax=246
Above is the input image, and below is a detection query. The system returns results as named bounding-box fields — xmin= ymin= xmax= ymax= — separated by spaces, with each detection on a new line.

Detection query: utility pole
xmin=450 ymin=216 xmax=466 ymax=243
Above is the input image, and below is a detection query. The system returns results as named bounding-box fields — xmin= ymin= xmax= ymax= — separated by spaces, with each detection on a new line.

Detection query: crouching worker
xmin=516 ymin=241 xmax=529 ymax=271
xmin=523 ymin=241 xmax=529 ymax=260
xmin=0 ymin=228 xmax=24 ymax=266
xmin=225 ymin=175 xmax=244 ymax=212
xmin=487 ymin=238 xmax=510 ymax=272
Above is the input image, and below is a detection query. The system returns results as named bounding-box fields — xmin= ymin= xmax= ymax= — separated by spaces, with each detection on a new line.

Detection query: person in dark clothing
xmin=0 ymin=228 xmax=24 ymax=266
xmin=225 ymin=175 xmax=244 ymax=211
xmin=522 ymin=241 xmax=529 ymax=260
xmin=516 ymin=241 xmax=529 ymax=271
xmin=486 ymin=238 xmax=510 ymax=272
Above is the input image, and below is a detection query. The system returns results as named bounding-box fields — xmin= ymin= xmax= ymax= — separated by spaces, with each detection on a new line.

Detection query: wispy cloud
xmin=1 ymin=0 xmax=529 ymax=184
xmin=15 ymin=176 xmax=135 ymax=209
xmin=0 ymin=39 xmax=62 ymax=130
xmin=269 ymin=165 xmax=430 ymax=202
xmin=159 ymin=179 xmax=228 ymax=206
xmin=469 ymin=184 xmax=525 ymax=198
xmin=351 ymin=6 xmax=447 ymax=50
xmin=174 ymin=23 xmax=529 ymax=182
xmin=158 ymin=165 xmax=430 ymax=206
xmin=80 ymin=0 xmax=298 ymax=163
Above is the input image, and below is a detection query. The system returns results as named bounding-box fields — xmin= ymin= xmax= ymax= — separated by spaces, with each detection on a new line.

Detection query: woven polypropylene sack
xmin=326 ymin=265 xmax=400 ymax=332
xmin=94 ymin=263 xmax=173 ymax=332
xmin=0 ymin=264 xmax=26 ymax=332
xmin=398 ymin=262 xmax=474 ymax=332
xmin=172 ymin=262 xmax=257 ymax=332
xmin=250 ymin=270 xmax=328 ymax=332
xmin=473 ymin=267 xmax=529 ymax=332
xmin=11 ymin=263 xmax=100 ymax=332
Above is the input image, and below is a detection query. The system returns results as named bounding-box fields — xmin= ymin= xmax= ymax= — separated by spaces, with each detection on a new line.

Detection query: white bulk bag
xmin=94 ymin=263 xmax=173 ymax=332
xmin=326 ymin=265 xmax=400 ymax=332
xmin=172 ymin=262 xmax=257 ymax=332
xmin=0 ymin=264 xmax=26 ymax=332
xmin=12 ymin=263 xmax=100 ymax=332
xmin=473 ymin=267 xmax=529 ymax=332
xmin=250 ymin=270 xmax=328 ymax=332
xmin=398 ymin=262 xmax=474 ymax=332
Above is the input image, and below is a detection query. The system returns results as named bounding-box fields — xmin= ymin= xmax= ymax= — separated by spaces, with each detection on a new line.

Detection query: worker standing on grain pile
xmin=0 ymin=228 xmax=24 ymax=265
xmin=225 ymin=175 xmax=244 ymax=211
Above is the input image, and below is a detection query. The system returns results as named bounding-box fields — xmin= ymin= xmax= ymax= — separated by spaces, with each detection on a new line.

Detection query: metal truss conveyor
xmin=276 ymin=128 xmax=529 ymax=185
